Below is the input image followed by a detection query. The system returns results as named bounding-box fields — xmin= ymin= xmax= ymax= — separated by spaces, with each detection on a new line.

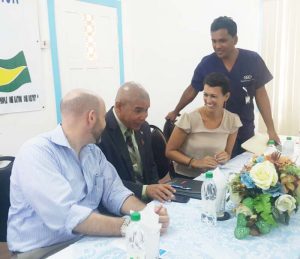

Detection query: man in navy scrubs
xmin=166 ymin=16 xmax=279 ymax=156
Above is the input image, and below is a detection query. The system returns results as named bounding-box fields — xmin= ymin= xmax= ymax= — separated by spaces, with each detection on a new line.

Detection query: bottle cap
xmin=286 ymin=136 xmax=292 ymax=140
xmin=205 ymin=171 xmax=213 ymax=179
xmin=267 ymin=140 xmax=275 ymax=145
xmin=130 ymin=211 xmax=141 ymax=221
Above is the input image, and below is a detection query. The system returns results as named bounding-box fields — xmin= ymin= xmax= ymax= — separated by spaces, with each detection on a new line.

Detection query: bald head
xmin=61 ymin=89 xmax=104 ymax=118
xmin=60 ymin=89 xmax=106 ymax=149
xmin=114 ymin=82 xmax=150 ymax=130
xmin=115 ymin=81 xmax=149 ymax=105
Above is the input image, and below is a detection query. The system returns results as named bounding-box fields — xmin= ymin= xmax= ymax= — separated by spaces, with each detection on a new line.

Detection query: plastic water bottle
xmin=201 ymin=171 xmax=217 ymax=226
xmin=126 ymin=211 xmax=146 ymax=259
xmin=282 ymin=136 xmax=294 ymax=157
xmin=264 ymin=140 xmax=277 ymax=156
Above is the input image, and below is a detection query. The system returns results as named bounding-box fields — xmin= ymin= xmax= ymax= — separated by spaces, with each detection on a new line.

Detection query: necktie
xmin=124 ymin=129 xmax=143 ymax=183
xmin=125 ymin=129 xmax=135 ymax=151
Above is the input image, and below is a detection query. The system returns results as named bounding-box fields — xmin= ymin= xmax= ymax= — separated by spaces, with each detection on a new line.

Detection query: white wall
xmin=0 ymin=0 xmax=262 ymax=155
xmin=0 ymin=0 xmax=57 ymax=156
xmin=122 ymin=0 xmax=261 ymax=128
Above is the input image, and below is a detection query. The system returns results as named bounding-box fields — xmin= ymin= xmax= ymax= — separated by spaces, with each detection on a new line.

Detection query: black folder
xmin=168 ymin=177 xmax=203 ymax=200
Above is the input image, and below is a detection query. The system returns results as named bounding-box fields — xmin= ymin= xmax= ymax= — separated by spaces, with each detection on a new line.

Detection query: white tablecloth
xmin=49 ymin=153 xmax=300 ymax=259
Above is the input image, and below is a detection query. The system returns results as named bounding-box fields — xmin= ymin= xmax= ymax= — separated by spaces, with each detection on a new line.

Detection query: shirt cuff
xmin=65 ymin=204 xmax=93 ymax=234
xmin=142 ymin=185 xmax=148 ymax=200
xmin=115 ymin=191 xmax=134 ymax=216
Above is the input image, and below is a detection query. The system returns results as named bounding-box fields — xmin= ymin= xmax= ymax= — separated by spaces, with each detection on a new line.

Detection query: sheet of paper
xmin=241 ymin=133 xmax=269 ymax=155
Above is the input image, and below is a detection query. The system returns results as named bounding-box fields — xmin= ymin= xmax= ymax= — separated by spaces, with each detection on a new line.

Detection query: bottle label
xmin=127 ymin=225 xmax=146 ymax=259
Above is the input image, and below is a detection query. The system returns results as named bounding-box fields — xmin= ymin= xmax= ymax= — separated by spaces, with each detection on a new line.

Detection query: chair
xmin=149 ymin=125 xmax=175 ymax=180
xmin=0 ymin=156 xmax=14 ymax=242
xmin=163 ymin=119 xmax=175 ymax=142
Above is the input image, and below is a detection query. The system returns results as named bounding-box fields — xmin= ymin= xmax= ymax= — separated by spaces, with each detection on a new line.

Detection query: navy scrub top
xmin=191 ymin=48 xmax=273 ymax=142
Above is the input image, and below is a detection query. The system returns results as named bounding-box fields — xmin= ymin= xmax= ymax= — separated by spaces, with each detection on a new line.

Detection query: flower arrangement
xmin=230 ymin=152 xmax=300 ymax=239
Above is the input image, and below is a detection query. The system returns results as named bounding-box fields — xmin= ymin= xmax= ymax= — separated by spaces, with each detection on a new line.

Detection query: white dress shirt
xmin=7 ymin=125 xmax=133 ymax=252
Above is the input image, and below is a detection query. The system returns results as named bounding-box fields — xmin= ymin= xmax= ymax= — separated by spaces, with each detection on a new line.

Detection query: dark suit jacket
xmin=98 ymin=107 xmax=159 ymax=198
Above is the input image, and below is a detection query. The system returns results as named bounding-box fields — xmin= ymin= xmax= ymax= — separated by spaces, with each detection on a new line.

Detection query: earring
xmin=224 ymin=102 xmax=227 ymax=109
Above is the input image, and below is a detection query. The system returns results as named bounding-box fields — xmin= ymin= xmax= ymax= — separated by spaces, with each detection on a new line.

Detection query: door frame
xmin=47 ymin=0 xmax=124 ymax=122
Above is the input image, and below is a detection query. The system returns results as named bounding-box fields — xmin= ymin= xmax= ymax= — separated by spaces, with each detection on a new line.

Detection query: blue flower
xmin=240 ymin=172 xmax=256 ymax=188
xmin=263 ymin=183 xmax=284 ymax=197
xmin=255 ymin=156 xmax=265 ymax=163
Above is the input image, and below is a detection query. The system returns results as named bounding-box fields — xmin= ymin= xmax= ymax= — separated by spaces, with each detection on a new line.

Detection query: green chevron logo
xmin=0 ymin=51 xmax=31 ymax=93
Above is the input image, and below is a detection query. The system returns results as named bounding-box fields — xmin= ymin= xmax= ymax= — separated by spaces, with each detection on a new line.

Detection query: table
xmin=49 ymin=153 xmax=300 ymax=259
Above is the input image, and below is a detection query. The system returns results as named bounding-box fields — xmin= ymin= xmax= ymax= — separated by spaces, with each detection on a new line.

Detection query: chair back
xmin=163 ymin=119 xmax=175 ymax=142
xmin=150 ymin=125 xmax=175 ymax=179
xmin=0 ymin=156 xmax=14 ymax=242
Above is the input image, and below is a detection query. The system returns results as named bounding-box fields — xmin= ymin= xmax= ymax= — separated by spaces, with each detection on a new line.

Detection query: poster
xmin=0 ymin=0 xmax=44 ymax=114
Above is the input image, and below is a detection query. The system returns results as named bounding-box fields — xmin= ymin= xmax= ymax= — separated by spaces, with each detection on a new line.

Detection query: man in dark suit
xmin=99 ymin=82 xmax=175 ymax=202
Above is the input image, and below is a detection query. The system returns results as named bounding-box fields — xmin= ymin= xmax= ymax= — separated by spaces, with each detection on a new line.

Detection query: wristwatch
xmin=120 ymin=215 xmax=131 ymax=237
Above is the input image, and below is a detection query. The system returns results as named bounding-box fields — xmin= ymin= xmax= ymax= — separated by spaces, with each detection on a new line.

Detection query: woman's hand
xmin=215 ymin=151 xmax=230 ymax=164
xmin=191 ymin=156 xmax=218 ymax=169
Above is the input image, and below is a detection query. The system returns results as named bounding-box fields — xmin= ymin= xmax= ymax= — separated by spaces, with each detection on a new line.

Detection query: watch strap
xmin=120 ymin=215 xmax=131 ymax=237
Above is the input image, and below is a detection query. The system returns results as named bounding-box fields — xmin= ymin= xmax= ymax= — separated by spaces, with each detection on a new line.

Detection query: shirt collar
xmin=113 ymin=107 xmax=132 ymax=136
xmin=49 ymin=125 xmax=94 ymax=162
xmin=50 ymin=124 xmax=73 ymax=149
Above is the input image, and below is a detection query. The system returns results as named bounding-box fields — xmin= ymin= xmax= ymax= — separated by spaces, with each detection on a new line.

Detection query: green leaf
xmin=255 ymin=203 xmax=264 ymax=213
xmin=252 ymin=194 xmax=277 ymax=226
xmin=253 ymin=194 xmax=272 ymax=213
xmin=256 ymin=220 xmax=271 ymax=234
xmin=234 ymin=226 xmax=250 ymax=239
xmin=242 ymin=197 xmax=254 ymax=211
xmin=260 ymin=193 xmax=272 ymax=203
xmin=283 ymin=164 xmax=300 ymax=176
xmin=237 ymin=213 xmax=247 ymax=227
xmin=261 ymin=211 xmax=277 ymax=226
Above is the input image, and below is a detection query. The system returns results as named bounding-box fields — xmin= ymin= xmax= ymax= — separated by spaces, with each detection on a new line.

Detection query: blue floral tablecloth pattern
xmin=49 ymin=152 xmax=300 ymax=259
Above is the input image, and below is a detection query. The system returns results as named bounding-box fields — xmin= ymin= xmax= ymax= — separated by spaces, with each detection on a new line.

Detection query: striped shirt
xmin=7 ymin=125 xmax=133 ymax=252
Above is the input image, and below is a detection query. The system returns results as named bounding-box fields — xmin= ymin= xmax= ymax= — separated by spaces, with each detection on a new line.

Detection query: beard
xmin=94 ymin=131 xmax=102 ymax=144
xmin=96 ymin=135 xmax=101 ymax=144
xmin=91 ymin=126 xmax=103 ymax=144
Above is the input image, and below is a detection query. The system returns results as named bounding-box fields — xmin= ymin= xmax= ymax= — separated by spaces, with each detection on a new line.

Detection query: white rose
xmin=249 ymin=161 xmax=278 ymax=190
xmin=275 ymin=194 xmax=296 ymax=214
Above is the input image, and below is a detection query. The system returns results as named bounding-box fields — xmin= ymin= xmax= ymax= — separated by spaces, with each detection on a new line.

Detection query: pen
xmin=171 ymin=184 xmax=192 ymax=190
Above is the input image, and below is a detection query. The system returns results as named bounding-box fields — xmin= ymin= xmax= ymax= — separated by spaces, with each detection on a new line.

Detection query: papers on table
xmin=241 ymin=133 xmax=269 ymax=155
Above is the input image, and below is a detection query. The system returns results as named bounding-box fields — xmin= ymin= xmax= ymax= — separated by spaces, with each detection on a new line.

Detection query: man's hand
xmin=146 ymin=184 xmax=176 ymax=202
xmin=165 ymin=111 xmax=179 ymax=121
xmin=154 ymin=204 xmax=169 ymax=234
xmin=191 ymin=156 xmax=218 ymax=169
xmin=165 ymin=85 xmax=198 ymax=121
xmin=268 ymin=130 xmax=281 ymax=145
xmin=215 ymin=151 xmax=230 ymax=164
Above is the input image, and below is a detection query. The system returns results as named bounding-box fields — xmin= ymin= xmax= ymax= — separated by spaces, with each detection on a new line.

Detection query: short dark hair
xmin=203 ymin=72 xmax=230 ymax=95
xmin=210 ymin=16 xmax=237 ymax=37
